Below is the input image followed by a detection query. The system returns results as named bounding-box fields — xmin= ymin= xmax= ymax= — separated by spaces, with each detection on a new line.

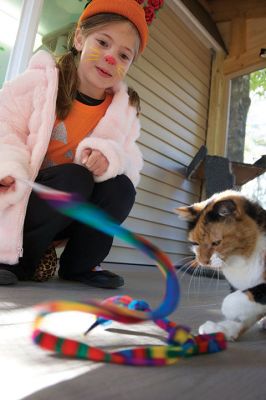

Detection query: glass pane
xmin=227 ymin=69 xmax=266 ymax=207
xmin=34 ymin=0 xmax=86 ymax=56
xmin=0 ymin=0 xmax=23 ymax=87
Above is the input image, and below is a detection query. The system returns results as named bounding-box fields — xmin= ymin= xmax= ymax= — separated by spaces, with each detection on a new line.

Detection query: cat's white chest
xmin=222 ymin=235 xmax=266 ymax=290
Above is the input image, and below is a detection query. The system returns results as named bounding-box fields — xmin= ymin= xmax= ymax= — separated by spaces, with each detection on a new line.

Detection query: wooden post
xmin=206 ymin=51 xmax=230 ymax=156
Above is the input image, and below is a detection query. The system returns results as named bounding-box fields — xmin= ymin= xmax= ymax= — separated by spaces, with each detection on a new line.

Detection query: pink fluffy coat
xmin=0 ymin=50 xmax=143 ymax=264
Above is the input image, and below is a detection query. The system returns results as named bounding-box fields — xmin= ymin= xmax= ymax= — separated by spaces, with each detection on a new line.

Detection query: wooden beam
xmin=197 ymin=0 xmax=212 ymax=14
xmin=167 ymin=0 xmax=227 ymax=52
xmin=223 ymin=16 xmax=266 ymax=77
xmin=205 ymin=0 xmax=266 ymax=22
xmin=178 ymin=0 xmax=227 ymax=51
xmin=206 ymin=51 xmax=230 ymax=156
xmin=229 ymin=16 xmax=247 ymax=57
xmin=223 ymin=52 xmax=266 ymax=78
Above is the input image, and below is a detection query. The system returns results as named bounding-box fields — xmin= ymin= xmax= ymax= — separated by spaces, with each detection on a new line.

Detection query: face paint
xmin=105 ymin=55 xmax=116 ymax=65
xmin=86 ymin=46 xmax=100 ymax=62
xmin=116 ymin=64 xmax=126 ymax=79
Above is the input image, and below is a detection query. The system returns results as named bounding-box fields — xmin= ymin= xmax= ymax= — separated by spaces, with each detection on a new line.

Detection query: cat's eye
xmin=212 ymin=240 xmax=221 ymax=246
xmin=190 ymin=241 xmax=199 ymax=246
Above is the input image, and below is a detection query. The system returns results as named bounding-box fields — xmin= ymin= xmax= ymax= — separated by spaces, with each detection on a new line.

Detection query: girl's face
xmin=74 ymin=21 xmax=138 ymax=99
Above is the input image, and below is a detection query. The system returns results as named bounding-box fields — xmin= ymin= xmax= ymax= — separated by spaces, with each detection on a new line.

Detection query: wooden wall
xmin=107 ymin=5 xmax=212 ymax=266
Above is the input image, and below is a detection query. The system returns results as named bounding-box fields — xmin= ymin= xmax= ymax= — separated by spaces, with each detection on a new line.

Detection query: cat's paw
xmin=199 ymin=321 xmax=220 ymax=334
xmin=199 ymin=320 xmax=242 ymax=341
xmin=258 ymin=317 xmax=266 ymax=330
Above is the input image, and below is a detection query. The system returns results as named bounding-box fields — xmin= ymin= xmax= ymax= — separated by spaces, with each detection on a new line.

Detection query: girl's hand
xmin=0 ymin=176 xmax=15 ymax=193
xmin=81 ymin=149 xmax=109 ymax=177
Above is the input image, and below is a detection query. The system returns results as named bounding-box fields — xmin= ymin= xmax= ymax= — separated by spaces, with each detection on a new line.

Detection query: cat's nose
xmin=198 ymin=248 xmax=212 ymax=266
xmin=198 ymin=255 xmax=211 ymax=266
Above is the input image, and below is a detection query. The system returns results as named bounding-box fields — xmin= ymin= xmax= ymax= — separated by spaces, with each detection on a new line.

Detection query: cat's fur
xmin=175 ymin=190 xmax=266 ymax=340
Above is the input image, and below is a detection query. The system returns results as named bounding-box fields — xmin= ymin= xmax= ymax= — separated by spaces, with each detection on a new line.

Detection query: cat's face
xmin=175 ymin=191 xmax=260 ymax=269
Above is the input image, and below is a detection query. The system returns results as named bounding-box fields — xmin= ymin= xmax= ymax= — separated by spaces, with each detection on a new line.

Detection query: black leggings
xmin=1 ymin=164 xmax=136 ymax=279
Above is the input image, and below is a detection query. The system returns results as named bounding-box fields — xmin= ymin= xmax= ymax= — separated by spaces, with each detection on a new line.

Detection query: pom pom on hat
xmin=78 ymin=0 xmax=152 ymax=52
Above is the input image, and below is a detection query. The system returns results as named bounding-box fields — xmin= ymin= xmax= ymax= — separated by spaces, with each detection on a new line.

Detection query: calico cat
xmin=175 ymin=190 xmax=266 ymax=340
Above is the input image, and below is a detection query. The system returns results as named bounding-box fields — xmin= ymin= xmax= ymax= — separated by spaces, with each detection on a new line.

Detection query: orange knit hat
xmin=78 ymin=0 xmax=149 ymax=53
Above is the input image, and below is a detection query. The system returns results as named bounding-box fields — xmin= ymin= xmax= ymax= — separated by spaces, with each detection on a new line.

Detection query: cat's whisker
xmin=196 ymin=266 xmax=204 ymax=297
xmin=178 ymin=261 xmax=194 ymax=287
xmin=192 ymin=264 xmax=200 ymax=296
xmin=187 ymin=264 xmax=200 ymax=298
xmin=221 ymin=259 xmax=229 ymax=268
xmin=176 ymin=256 xmax=194 ymax=272
xmin=193 ymin=265 xmax=202 ymax=295
xmin=176 ymin=255 xmax=194 ymax=265
xmin=215 ymin=267 xmax=221 ymax=291
xmin=177 ymin=258 xmax=193 ymax=271
xmin=195 ymin=264 xmax=202 ymax=286
xmin=181 ymin=258 xmax=199 ymax=281
xmin=177 ymin=260 xmax=194 ymax=281
xmin=199 ymin=265 xmax=207 ymax=295
xmin=210 ymin=267 xmax=218 ymax=289
xmin=204 ymin=265 xmax=218 ymax=290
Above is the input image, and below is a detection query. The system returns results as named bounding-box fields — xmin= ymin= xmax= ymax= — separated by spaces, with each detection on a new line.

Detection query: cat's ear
xmin=175 ymin=205 xmax=200 ymax=221
xmin=213 ymin=199 xmax=237 ymax=217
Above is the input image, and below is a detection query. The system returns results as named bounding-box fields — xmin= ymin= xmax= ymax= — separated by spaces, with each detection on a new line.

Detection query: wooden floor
xmin=0 ymin=263 xmax=265 ymax=400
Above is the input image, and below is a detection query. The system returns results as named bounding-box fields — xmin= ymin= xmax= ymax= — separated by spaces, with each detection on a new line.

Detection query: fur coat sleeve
xmin=0 ymin=51 xmax=58 ymax=212
xmin=0 ymin=78 xmax=32 ymax=211
xmin=74 ymin=82 xmax=143 ymax=187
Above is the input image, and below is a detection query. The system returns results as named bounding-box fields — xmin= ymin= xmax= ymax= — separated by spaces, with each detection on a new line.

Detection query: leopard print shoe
xmin=32 ymin=245 xmax=57 ymax=282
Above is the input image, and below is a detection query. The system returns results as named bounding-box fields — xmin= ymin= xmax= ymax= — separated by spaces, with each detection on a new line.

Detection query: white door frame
xmin=5 ymin=0 xmax=44 ymax=82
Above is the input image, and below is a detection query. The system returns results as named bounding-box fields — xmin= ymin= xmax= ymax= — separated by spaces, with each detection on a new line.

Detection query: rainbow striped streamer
xmin=20 ymin=179 xmax=226 ymax=366
xmin=24 ymin=179 xmax=180 ymax=320
xmin=32 ymin=295 xmax=226 ymax=366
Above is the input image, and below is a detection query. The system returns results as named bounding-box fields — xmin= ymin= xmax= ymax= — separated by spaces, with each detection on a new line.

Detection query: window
xmin=0 ymin=0 xmax=23 ymax=87
xmin=34 ymin=0 xmax=85 ymax=56
xmin=1 ymin=0 xmax=86 ymax=85
xmin=227 ymin=69 xmax=266 ymax=207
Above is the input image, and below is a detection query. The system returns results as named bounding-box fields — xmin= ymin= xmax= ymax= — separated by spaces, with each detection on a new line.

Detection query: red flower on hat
xmin=147 ymin=0 xmax=164 ymax=10
xmin=135 ymin=0 xmax=164 ymax=25
xmin=144 ymin=5 xmax=156 ymax=25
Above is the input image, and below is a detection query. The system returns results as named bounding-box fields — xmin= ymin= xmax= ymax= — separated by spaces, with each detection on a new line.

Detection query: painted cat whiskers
xmin=175 ymin=190 xmax=266 ymax=340
xmin=86 ymin=46 xmax=100 ymax=61
xmin=116 ymin=64 xmax=126 ymax=79
xmin=86 ymin=46 xmax=126 ymax=79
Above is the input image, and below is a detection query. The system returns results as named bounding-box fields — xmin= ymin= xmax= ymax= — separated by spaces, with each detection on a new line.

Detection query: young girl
xmin=0 ymin=0 xmax=150 ymax=288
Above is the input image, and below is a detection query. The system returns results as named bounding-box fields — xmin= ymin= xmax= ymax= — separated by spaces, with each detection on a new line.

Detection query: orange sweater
xmin=42 ymin=94 xmax=113 ymax=168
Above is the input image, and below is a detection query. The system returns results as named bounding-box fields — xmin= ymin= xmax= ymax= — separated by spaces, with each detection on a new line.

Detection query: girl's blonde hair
xmin=56 ymin=13 xmax=141 ymax=120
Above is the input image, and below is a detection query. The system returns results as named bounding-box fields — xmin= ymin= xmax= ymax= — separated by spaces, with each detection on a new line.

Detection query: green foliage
xmin=249 ymin=69 xmax=266 ymax=97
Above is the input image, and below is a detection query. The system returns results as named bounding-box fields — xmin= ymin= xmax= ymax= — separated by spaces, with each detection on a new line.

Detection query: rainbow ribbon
xmin=21 ymin=179 xmax=226 ymax=366
xmin=33 ymin=295 xmax=226 ymax=366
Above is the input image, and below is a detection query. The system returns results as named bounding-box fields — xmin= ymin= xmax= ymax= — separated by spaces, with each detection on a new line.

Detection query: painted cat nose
xmin=104 ymin=55 xmax=116 ymax=65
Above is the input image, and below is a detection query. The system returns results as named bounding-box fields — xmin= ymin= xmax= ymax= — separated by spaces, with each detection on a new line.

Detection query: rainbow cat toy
xmin=23 ymin=179 xmax=226 ymax=366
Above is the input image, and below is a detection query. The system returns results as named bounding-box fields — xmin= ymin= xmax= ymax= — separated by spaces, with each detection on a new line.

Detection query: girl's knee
xmin=64 ymin=164 xmax=94 ymax=197
xmin=97 ymin=175 xmax=136 ymax=221
xmin=109 ymin=175 xmax=136 ymax=205
xmin=40 ymin=164 xmax=94 ymax=197
xmin=116 ymin=174 xmax=136 ymax=194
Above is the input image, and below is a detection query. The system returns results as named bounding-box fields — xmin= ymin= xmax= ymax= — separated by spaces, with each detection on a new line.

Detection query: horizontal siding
xmin=133 ymin=56 xmax=208 ymax=120
xmin=106 ymin=4 xmax=211 ymax=266
xmin=106 ymin=247 xmax=192 ymax=266
xmin=129 ymin=76 xmax=206 ymax=140
xmin=130 ymin=65 xmax=208 ymax=130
